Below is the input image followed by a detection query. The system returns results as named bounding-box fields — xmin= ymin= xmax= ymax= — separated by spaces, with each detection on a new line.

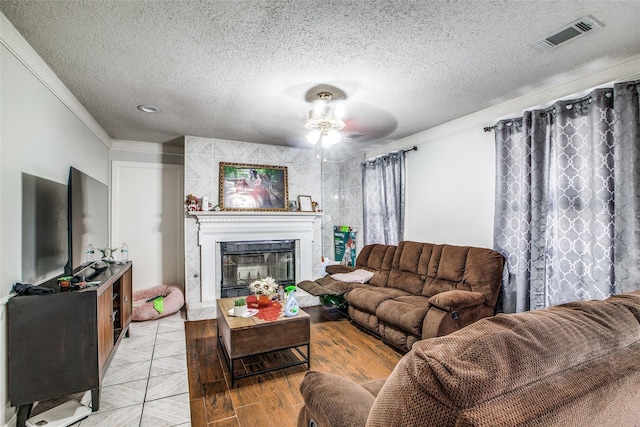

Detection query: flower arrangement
xmin=249 ymin=276 xmax=278 ymax=296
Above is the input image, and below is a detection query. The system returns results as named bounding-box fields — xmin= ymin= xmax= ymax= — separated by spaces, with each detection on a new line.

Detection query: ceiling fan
xmin=298 ymin=83 xmax=398 ymax=159
xmin=304 ymin=91 xmax=346 ymax=148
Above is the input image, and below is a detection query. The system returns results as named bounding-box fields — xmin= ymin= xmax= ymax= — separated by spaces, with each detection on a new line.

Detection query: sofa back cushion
xmin=386 ymin=241 xmax=434 ymax=294
xmin=422 ymin=244 xmax=504 ymax=308
xmin=367 ymin=297 xmax=640 ymax=426
xmin=385 ymin=242 xmax=503 ymax=304
xmin=355 ymin=244 xmax=396 ymax=287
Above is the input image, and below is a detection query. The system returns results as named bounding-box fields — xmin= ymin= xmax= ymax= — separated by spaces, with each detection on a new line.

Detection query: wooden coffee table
xmin=216 ymin=298 xmax=311 ymax=387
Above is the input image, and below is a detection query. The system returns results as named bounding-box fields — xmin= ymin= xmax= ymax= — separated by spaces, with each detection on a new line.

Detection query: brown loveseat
xmin=298 ymin=290 xmax=640 ymax=427
xmin=298 ymin=241 xmax=504 ymax=351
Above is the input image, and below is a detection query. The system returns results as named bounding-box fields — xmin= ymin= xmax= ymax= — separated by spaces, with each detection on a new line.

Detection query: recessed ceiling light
xmin=137 ymin=105 xmax=160 ymax=113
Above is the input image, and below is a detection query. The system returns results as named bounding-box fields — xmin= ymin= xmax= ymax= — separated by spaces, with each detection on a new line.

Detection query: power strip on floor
xmin=26 ymin=399 xmax=91 ymax=427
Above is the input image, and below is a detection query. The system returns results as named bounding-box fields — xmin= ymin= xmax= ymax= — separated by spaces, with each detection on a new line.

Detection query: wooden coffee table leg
xmin=217 ymin=326 xmax=235 ymax=387
xmin=230 ymin=357 xmax=235 ymax=388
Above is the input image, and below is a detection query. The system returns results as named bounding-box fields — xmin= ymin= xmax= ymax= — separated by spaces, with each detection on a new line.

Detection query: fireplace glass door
xmin=221 ymin=240 xmax=296 ymax=298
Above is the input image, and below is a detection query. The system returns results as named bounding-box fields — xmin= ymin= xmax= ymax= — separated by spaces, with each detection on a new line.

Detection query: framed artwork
xmin=219 ymin=162 xmax=288 ymax=211
xmin=297 ymin=195 xmax=313 ymax=212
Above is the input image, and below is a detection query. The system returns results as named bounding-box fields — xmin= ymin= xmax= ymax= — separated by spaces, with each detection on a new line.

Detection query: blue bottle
xmin=284 ymin=286 xmax=299 ymax=317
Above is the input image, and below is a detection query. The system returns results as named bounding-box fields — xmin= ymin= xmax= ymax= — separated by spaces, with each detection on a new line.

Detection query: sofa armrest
xmin=428 ymin=290 xmax=486 ymax=311
xmin=325 ymin=264 xmax=356 ymax=275
xmin=423 ymin=291 xmax=494 ymax=339
xmin=298 ymin=371 xmax=374 ymax=427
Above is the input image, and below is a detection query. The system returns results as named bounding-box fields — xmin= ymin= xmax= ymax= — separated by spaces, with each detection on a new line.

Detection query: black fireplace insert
xmin=220 ymin=240 xmax=296 ymax=298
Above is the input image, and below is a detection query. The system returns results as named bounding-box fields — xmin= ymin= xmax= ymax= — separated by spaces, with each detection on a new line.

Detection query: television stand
xmin=92 ymin=261 xmax=109 ymax=271
xmin=8 ymin=262 xmax=133 ymax=426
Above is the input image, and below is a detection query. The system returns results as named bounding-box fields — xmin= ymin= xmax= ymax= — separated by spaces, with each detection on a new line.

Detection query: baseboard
xmin=185 ymin=301 xmax=217 ymax=320
xmin=5 ymin=411 xmax=17 ymax=427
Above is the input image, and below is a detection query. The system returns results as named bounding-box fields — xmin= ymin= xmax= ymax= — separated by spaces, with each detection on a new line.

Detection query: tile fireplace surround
xmin=188 ymin=211 xmax=320 ymax=319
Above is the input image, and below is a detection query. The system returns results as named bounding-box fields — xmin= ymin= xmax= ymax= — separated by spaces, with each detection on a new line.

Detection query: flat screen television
xmin=66 ymin=167 xmax=109 ymax=276
xmin=21 ymin=173 xmax=69 ymax=284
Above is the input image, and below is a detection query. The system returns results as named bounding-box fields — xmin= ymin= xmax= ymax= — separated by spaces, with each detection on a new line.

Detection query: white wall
xmin=404 ymin=128 xmax=495 ymax=248
xmin=0 ymin=43 xmax=109 ymax=426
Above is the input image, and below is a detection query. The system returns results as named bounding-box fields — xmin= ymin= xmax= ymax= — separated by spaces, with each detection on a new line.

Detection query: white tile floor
xmin=31 ymin=311 xmax=190 ymax=427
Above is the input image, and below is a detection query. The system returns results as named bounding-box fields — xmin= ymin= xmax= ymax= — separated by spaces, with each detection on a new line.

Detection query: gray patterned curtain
xmin=362 ymin=151 xmax=405 ymax=245
xmin=494 ymin=81 xmax=640 ymax=313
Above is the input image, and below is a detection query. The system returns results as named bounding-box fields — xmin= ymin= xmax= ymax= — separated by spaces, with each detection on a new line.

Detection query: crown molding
xmin=111 ymin=139 xmax=185 ymax=155
xmin=0 ymin=12 xmax=112 ymax=149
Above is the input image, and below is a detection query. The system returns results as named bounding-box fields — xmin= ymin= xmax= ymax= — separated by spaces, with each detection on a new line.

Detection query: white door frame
xmin=111 ymin=161 xmax=184 ymax=290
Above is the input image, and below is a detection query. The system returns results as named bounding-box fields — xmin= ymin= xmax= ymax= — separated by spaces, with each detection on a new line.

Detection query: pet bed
xmin=132 ymin=285 xmax=184 ymax=321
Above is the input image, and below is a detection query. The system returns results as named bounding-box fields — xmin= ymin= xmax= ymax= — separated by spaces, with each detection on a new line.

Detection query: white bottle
xmin=284 ymin=287 xmax=299 ymax=317
xmin=85 ymin=244 xmax=95 ymax=264
xmin=121 ymin=243 xmax=129 ymax=261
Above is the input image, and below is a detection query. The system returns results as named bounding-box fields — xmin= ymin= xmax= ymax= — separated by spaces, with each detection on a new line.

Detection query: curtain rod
xmin=363 ymin=146 xmax=418 ymax=163
xmin=483 ymin=80 xmax=639 ymax=133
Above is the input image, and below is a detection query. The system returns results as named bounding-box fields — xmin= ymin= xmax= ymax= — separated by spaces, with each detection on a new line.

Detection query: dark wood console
xmin=8 ymin=262 xmax=133 ymax=426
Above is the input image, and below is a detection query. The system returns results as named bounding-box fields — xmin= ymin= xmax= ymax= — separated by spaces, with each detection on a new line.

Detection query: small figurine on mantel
xmin=185 ymin=194 xmax=198 ymax=212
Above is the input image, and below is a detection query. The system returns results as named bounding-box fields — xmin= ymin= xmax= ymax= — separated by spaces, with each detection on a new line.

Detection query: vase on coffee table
xmin=257 ymin=294 xmax=271 ymax=307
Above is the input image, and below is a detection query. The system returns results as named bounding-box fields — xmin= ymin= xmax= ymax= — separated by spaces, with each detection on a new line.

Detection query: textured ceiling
xmin=2 ymin=1 xmax=640 ymax=160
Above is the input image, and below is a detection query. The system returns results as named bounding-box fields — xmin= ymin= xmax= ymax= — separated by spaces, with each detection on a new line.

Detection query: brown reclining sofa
xmin=298 ymin=241 xmax=504 ymax=352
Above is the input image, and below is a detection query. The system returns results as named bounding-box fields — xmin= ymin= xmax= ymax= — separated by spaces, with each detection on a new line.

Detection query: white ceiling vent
xmin=530 ymin=16 xmax=602 ymax=52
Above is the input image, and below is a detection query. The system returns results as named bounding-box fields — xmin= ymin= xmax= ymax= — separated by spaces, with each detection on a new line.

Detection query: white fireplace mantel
xmin=189 ymin=211 xmax=320 ymax=317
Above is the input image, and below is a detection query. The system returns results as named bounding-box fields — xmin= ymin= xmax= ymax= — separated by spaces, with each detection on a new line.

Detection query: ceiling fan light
xmin=322 ymin=128 xmax=341 ymax=147
xmin=306 ymin=129 xmax=321 ymax=145
xmin=303 ymin=90 xmax=345 ymax=148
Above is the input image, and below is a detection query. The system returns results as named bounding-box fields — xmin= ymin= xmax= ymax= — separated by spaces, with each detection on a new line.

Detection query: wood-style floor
xmin=185 ymin=306 xmax=403 ymax=427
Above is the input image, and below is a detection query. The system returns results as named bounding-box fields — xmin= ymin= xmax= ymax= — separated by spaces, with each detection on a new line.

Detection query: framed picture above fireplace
xmin=219 ymin=162 xmax=289 ymax=211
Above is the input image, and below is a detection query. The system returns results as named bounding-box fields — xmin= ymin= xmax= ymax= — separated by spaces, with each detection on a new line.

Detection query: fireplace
xmin=189 ymin=211 xmax=320 ymax=319
xmin=220 ymin=239 xmax=296 ymax=297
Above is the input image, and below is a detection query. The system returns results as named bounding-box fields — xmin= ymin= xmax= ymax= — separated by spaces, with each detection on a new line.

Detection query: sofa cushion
xmin=376 ymin=296 xmax=430 ymax=336
xmin=367 ymin=298 xmax=640 ymax=426
xmin=355 ymin=244 xmax=396 ymax=287
xmin=422 ymin=245 xmax=504 ymax=309
xmin=346 ymin=286 xmax=410 ymax=314
xmin=386 ymin=241 xmax=431 ymax=294
xmin=297 ymin=279 xmax=339 ymax=296
xmin=356 ymin=244 xmax=396 ymax=270
xmin=317 ymin=274 xmax=364 ymax=293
